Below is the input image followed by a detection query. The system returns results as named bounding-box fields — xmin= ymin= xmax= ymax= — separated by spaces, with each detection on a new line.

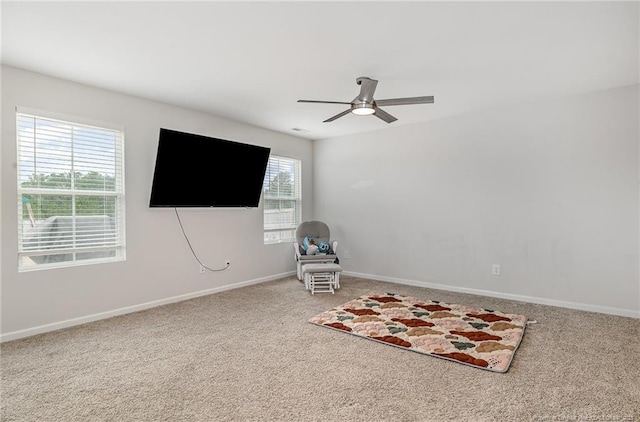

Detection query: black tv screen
xmin=149 ymin=128 xmax=271 ymax=207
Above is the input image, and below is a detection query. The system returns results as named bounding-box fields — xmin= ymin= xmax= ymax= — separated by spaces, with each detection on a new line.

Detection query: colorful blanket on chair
xmin=309 ymin=291 xmax=528 ymax=373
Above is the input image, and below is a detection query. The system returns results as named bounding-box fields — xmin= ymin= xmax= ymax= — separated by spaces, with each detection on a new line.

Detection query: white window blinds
xmin=16 ymin=109 xmax=126 ymax=270
xmin=263 ymin=155 xmax=301 ymax=244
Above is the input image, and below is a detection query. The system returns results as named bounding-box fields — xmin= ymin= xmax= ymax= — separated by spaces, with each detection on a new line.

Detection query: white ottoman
xmin=301 ymin=263 xmax=342 ymax=294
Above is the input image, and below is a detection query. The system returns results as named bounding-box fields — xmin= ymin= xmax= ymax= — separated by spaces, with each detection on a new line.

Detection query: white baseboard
xmin=342 ymin=271 xmax=640 ymax=319
xmin=4 ymin=269 xmax=636 ymax=343
xmin=0 ymin=271 xmax=296 ymax=343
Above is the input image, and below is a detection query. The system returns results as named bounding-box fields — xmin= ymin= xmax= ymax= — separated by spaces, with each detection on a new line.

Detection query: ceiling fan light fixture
xmin=351 ymin=103 xmax=375 ymax=116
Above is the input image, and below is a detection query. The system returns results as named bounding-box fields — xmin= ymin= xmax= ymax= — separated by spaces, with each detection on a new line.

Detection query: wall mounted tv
xmin=149 ymin=128 xmax=271 ymax=208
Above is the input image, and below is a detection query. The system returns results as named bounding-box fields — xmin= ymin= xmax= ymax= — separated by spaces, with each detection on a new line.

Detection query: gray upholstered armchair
xmin=293 ymin=221 xmax=338 ymax=281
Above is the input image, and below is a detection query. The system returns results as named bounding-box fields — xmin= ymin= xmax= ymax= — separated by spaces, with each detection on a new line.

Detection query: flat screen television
xmin=149 ymin=128 xmax=271 ymax=208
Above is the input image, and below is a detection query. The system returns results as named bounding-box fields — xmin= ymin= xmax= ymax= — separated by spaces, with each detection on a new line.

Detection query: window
xmin=16 ymin=108 xmax=126 ymax=271
xmin=263 ymin=155 xmax=301 ymax=244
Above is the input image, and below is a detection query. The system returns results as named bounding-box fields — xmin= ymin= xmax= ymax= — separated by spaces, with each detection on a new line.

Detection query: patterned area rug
xmin=309 ymin=292 xmax=528 ymax=373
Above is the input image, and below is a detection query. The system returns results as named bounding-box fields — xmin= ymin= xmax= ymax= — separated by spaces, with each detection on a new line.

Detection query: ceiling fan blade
xmin=355 ymin=77 xmax=378 ymax=103
xmin=323 ymin=109 xmax=352 ymax=123
xmin=298 ymin=100 xmax=352 ymax=105
xmin=373 ymin=107 xmax=397 ymax=123
xmin=375 ymin=96 xmax=435 ymax=107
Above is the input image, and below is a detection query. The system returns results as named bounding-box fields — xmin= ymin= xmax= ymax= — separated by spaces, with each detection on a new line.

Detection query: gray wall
xmin=314 ymin=85 xmax=639 ymax=317
xmin=1 ymin=66 xmax=313 ymax=339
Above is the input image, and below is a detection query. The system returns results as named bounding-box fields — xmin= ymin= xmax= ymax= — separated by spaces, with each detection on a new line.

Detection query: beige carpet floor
xmin=1 ymin=275 xmax=638 ymax=422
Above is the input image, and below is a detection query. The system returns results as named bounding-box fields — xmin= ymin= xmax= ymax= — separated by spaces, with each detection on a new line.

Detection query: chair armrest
xmin=294 ymin=242 xmax=302 ymax=260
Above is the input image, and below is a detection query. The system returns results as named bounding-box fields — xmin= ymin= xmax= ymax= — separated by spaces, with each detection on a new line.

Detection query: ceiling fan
xmin=297 ymin=76 xmax=434 ymax=123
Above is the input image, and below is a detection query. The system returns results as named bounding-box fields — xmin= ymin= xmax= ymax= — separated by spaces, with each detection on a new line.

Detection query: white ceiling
xmin=2 ymin=1 xmax=638 ymax=141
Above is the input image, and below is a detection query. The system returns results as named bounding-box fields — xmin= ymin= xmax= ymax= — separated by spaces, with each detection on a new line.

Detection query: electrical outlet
xmin=344 ymin=250 xmax=350 ymax=259
xmin=492 ymin=264 xmax=501 ymax=276
xmin=199 ymin=265 xmax=206 ymax=274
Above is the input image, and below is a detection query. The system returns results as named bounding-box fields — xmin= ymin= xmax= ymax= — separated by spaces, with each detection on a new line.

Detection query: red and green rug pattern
xmin=309 ymin=292 xmax=528 ymax=373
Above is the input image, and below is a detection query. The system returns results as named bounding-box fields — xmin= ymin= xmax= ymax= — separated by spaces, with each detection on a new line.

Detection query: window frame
xmin=263 ymin=155 xmax=302 ymax=245
xmin=16 ymin=107 xmax=126 ymax=271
